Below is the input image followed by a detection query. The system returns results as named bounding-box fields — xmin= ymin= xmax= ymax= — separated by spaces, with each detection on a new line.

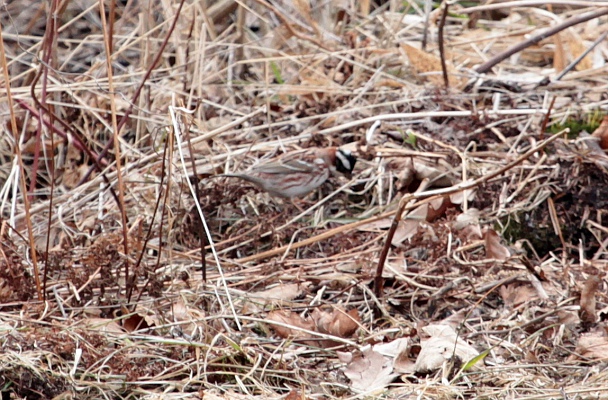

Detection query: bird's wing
xmin=252 ymin=159 xmax=315 ymax=174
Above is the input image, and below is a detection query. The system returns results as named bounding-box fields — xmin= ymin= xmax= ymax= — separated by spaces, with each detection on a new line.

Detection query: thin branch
xmin=438 ymin=1 xmax=449 ymax=89
xmin=460 ymin=1 xmax=608 ymax=13
xmin=554 ymin=30 xmax=608 ymax=82
xmin=0 ymin=20 xmax=42 ymax=301
xmin=475 ymin=8 xmax=608 ymax=74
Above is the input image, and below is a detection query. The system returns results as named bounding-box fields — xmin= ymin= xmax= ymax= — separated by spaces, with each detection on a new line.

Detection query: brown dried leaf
xmin=414 ymin=162 xmax=454 ymax=187
xmin=123 ymin=311 xmax=155 ymax=333
xmin=343 ymin=347 xmax=397 ymax=392
xmin=580 ymin=275 xmax=601 ymax=325
xmin=426 ymin=196 xmax=450 ymax=222
xmin=313 ymin=307 xmax=360 ymax=337
xmin=373 ymin=337 xmax=410 ymax=359
xmin=592 ymin=116 xmax=608 ymax=150
xmin=284 ymin=390 xmax=307 ymax=400
xmin=453 ymin=208 xmax=482 ymax=240
xmin=250 ymin=283 xmax=307 ymax=303
xmin=557 ymin=310 xmax=580 ymax=326
xmin=401 ymin=44 xmax=466 ymax=89
xmin=392 ymin=204 xmax=428 ymax=246
xmin=573 ymin=332 xmax=608 ymax=360
xmin=171 ymin=300 xmax=190 ymax=321
xmin=293 ymin=0 xmax=319 ymax=37
xmin=62 ymin=164 xmax=90 ymax=190
xmin=452 ymin=208 xmax=480 ymax=231
xmin=565 ymin=28 xmax=593 ymax=71
xmin=499 ymin=283 xmax=538 ymax=308
xmin=484 ymin=229 xmax=510 ymax=261
xmin=170 ymin=300 xmax=205 ymax=334
xmin=393 ymin=349 xmax=416 ymax=374
xmin=267 ymin=310 xmax=315 ymax=340
xmin=21 ymin=137 xmax=60 ymax=155
xmin=82 ymin=318 xmax=124 ymax=334
xmin=553 ymin=32 xmax=567 ymax=73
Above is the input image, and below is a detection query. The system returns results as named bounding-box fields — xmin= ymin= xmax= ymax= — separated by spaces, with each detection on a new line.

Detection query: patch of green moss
xmin=548 ymin=110 xmax=604 ymax=139
xmin=499 ymin=212 xmax=561 ymax=257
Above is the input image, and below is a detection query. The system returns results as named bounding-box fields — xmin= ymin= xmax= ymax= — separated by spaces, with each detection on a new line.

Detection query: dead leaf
xmin=553 ymin=32 xmax=566 ymax=73
xmin=592 ymin=116 xmax=608 ymax=150
xmin=499 ymin=283 xmax=538 ymax=308
xmin=572 ymin=332 xmax=608 ymax=360
xmin=557 ymin=310 xmax=580 ymax=326
xmin=484 ymin=229 xmax=511 ymax=261
xmin=313 ymin=307 xmax=360 ymax=337
xmin=284 ymin=389 xmax=307 ymax=400
xmin=401 ymin=44 xmax=466 ymax=89
xmin=440 ymin=310 xmax=467 ymax=330
xmin=250 ymin=283 xmax=307 ymax=303
xmin=343 ymin=347 xmax=398 ymax=392
xmin=393 ymin=349 xmax=416 ymax=374
xmin=414 ymin=162 xmax=454 ymax=187
xmin=453 ymin=208 xmax=480 ymax=231
xmin=373 ymin=338 xmax=410 ymax=358
xmin=168 ymin=300 xmax=206 ymax=335
xmin=123 ymin=311 xmax=155 ymax=333
xmin=453 ymin=208 xmax=482 ymax=240
xmin=356 ymin=217 xmax=393 ymax=232
xmin=580 ymin=275 xmax=601 ymax=326
xmin=171 ymin=300 xmax=190 ymax=321
xmin=267 ymin=310 xmax=315 ymax=340
xmin=415 ymin=325 xmax=480 ymax=373
xmin=450 ymin=189 xmax=476 ymax=205
xmin=82 ymin=318 xmax=124 ymax=334
xmin=392 ymin=204 xmax=428 ymax=246
xmin=426 ymin=196 xmax=450 ymax=222
xmin=337 ymin=351 xmax=353 ymax=364
xmin=565 ymin=28 xmax=593 ymax=71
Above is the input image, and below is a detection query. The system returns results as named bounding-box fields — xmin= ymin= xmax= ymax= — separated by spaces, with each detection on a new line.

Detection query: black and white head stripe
xmin=335 ymin=149 xmax=357 ymax=174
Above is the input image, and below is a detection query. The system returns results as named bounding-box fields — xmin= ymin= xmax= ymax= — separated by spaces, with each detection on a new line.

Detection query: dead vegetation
xmin=2 ymin=0 xmax=608 ymax=398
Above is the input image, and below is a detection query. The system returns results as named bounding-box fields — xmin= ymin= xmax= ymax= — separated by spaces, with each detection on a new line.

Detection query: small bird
xmin=219 ymin=147 xmax=356 ymax=198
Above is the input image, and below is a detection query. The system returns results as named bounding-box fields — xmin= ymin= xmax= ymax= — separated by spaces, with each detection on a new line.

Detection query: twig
xmin=539 ymin=96 xmax=556 ymax=142
xmin=99 ymin=0 xmax=130 ymax=299
xmin=437 ymin=1 xmax=449 ymax=89
xmin=475 ymin=8 xmax=608 ymax=74
xmin=421 ymin=0 xmax=432 ymax=50
xmin=0 ymin=22 xmax=42 ymax=300
xmin=554 ymin=30 xmax=608 ymax=82
xmin=133 ymin=143 xmax=170 ymax=304
xmin=182 ymin=107 xmax=207 ymax=284
xmin=38 ymin=0 xmax=61 ymax=300
xmin=460 ymin=1 xmax=608 ymax=13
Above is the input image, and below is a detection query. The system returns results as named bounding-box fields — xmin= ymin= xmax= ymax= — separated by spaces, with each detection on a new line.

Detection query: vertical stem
xmin=437 ymin=1 xmax=450 ymax=89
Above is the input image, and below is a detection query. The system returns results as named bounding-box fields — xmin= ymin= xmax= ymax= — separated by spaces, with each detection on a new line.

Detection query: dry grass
xmin=2 ymin=0 xmax=608 ymax=399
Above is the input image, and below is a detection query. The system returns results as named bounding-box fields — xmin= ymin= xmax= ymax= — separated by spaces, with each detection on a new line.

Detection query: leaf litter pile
xmin=2 ymin=1 xmax=608 ymax=399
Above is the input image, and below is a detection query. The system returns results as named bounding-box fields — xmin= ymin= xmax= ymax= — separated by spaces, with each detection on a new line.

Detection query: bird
xmin=218 ymin=147 xmax=357 ymax=199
